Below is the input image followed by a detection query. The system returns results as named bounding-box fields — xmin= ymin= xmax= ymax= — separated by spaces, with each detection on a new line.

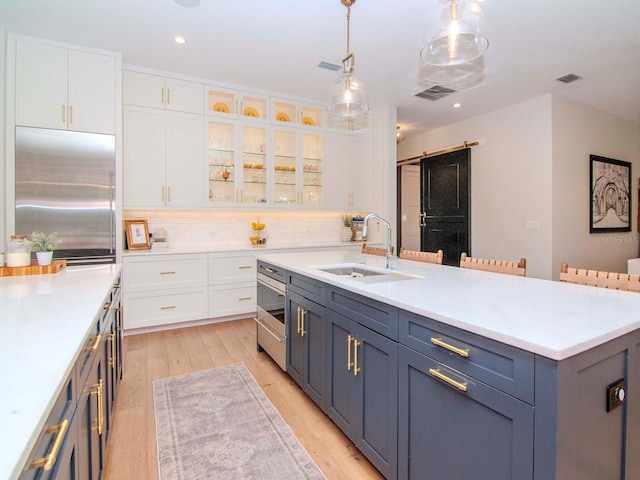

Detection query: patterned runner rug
xmin=153 ymin=363 xmax=325 ymax=480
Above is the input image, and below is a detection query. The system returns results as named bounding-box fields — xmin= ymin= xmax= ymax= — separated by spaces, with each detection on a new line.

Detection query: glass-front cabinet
xmin=272 ymin=98 xmax=324 ymax=128
xmin=302 ymin=132 xmax=323 ymax=206
xmin=272 ymin=126 xmax=323 ymax=207
xmin=207 ymin=118 xmax=268 ymax=206
xmin=241 ymin=123 xmax=268 ymax=205
xmin=206 ymin=85 xmax=269 ymax=121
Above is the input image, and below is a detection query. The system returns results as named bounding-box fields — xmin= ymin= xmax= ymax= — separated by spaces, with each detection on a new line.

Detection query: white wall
xmin=397 ymin=94 xmax=640 ymax=280
xmin=398 ymin=95 xmax=554 ymax=279
xmin=0 ymin=28 xmax=5 ymax=250
xmin=551 ymin=96 xmax=640 ymax=277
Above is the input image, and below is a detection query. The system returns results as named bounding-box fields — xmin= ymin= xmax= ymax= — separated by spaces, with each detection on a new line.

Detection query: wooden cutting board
xmin=0 ymin=260 xmax=67 ymax=277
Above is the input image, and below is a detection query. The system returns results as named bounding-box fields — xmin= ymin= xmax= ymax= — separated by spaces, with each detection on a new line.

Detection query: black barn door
xmin=420 ymin=149 xmax=470 ymax=266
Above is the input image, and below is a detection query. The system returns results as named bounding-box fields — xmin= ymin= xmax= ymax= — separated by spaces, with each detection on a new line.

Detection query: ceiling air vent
xmin=318 ymin=61 xmax=341 ymax=72
xmin=556 ymin=73 xmax=582 ymax=84
xmin=415 ymin=85 xmax=457 ymax=101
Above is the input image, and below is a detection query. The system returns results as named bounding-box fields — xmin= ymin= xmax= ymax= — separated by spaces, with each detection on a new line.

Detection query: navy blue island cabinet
xmin=280 ymin=269 xmax=640 ymax=480
xmin=286 ymin=273 xmax=328 ymax=411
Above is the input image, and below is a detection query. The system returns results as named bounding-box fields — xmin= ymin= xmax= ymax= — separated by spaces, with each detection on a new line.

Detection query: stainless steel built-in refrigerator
xmin=15 ymin=126 xmax=116 ymax=264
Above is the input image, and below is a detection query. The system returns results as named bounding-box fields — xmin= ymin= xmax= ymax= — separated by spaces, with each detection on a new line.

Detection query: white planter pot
xmin=341 ymin=227 xmax=353 ymax=242
xmin=36 ymin=251 xmax=53 ymax=266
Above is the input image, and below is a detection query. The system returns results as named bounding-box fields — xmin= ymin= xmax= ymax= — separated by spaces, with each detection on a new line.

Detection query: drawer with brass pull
xmin=399 ymin=310 xmax=534 ymax=404
xmin=123 ymin=254 xmax=207 ymax=292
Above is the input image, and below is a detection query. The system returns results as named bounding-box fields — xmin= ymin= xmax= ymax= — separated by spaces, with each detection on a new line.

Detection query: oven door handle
xmin=254 ymin=317 xmax=284 ymax=343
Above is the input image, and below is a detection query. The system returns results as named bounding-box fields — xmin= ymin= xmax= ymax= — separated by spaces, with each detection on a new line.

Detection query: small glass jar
xmin=7 ymin=235 xmax=31 ymax=267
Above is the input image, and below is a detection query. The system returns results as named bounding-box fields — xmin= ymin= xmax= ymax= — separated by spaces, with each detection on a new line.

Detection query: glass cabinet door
xmin=273 ymin=127 xmax=298 ymax=205
xmin=302 ymin=133 xmax=323 ymax=206
xmin=240 ymin=124 xmax=268 ymax=204
xmin=207 ymin=86 xmax=238 ymax=116
xmin=207 ymin=119 xmax=237 ymax=204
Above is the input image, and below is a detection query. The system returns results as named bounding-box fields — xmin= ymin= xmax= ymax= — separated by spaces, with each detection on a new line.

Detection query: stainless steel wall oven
xmin=255 ymin=265 xmax=287 ymax=370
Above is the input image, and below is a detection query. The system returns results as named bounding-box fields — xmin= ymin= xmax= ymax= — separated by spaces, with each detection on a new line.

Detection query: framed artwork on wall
xmin=590 ymin=155 xmax=631 ymax=233
xmin=125 ymin=219 xmax=151 ymax=249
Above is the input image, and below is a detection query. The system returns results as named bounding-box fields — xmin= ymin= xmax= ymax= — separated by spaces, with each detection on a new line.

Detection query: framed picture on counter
xmin=590 ymin=155 xmax=631 ymax=233
xmin=125 ymin=219 xmax=151 ymax=249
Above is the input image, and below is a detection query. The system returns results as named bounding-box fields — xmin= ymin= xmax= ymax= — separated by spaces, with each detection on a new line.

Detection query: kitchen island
xmin=257 ymin=250 xmax=640 ymax=480
xmin=0 ymin=264 xmax=122 ymax=480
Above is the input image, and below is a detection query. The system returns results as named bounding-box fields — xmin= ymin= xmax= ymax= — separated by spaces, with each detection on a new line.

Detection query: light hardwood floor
xmin=104 ymin=318 xmax=384 ymax=480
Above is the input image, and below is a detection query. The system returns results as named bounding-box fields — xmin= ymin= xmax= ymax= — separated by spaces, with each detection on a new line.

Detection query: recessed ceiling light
xmin=174 ymin=36 xmax=186 ymax=45
xmin=174 ymin=0 xmax=200 ymax=7
xmin=453 ymin=103 xmax=461 ymax=108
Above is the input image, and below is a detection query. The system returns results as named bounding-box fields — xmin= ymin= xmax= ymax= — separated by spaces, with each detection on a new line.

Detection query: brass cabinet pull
xmin=265 ymin=267 xmax=275 ymax=273
xmin=160 ymin=305 xmax=176 ymax=310
xmin=69 ymin=105 xmax=73 ymax=124
xmin=238 ymin=265 xmax=252 ymax=269
xmin=429 ymin=368 xmax=468 ymax=392
xmin=238 ymin=296 xmax=252 ymax=301
xmin=300 ymin=309 xmax=307 ymax=337
xmin=353 ymin=340 xmax=361 ymax=376
xmin=431 ymin=337 xmax=470 ymax=358
xmin=91 ymin=379 xmax=104 ymax=434
xmin=160 ymin=271 xmax=176 ymax=275
xmin=103 ymin=300 xmax=114 ymax=311
xmin=113 ymin=283 xmax=121 ymax=290
xmin=168 ymin=186 xmax=171 ymax=202
xmin=347 ymin=335 xmax=353 ymax=371
xmin=61 ymin=105 xmax=66 ymax=123
xmin=296 ymin=307 xmax=301 ymax=334
xmin=161 ymin=186 xmax=165 ymax=202
xmin=30 ymin=418 xmax=69 ymax=470
xmin=161 ymin=87 xmax=165 ymax=104
xmin=109 ymin=332 xmax=116 ymax=368
xmin=167 ymin=88 xmax=171 ymax=104
xmin=84 ymin=334 xmax=101 ymax=352
xmin=117 ymin=307 xmax=124 ymax=332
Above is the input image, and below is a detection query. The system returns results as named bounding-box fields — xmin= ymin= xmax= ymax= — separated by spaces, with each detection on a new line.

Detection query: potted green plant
xmin=30 ymin=231 xmax=58 ymax=266
xmin=341 ymin=214 xmax=353 ymax=242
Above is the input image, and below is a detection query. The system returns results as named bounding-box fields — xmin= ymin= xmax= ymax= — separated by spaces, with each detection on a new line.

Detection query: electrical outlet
xmin=606 ymin=378 xmax=626 ymax=412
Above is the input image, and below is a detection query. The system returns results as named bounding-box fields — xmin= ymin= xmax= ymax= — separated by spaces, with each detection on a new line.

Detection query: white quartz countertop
xmin=257 ymin=250 xmax=640 ymax=361
xmin=0 ymin=264 xmax=122 ymax=480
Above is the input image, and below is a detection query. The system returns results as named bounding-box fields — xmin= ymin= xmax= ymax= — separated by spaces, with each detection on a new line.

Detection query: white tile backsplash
xmin=124 ymin=210 xmax=358 ymax=249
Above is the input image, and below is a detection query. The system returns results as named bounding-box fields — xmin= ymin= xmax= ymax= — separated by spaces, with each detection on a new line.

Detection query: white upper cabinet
xmin=124 ymin=105 xmax=204 ymax=208
xmin=15 ymin=41 xmax=117 ymax=134
xmin=325 ymin=132 xmax=372 ymax=211
xmin=124 ymin=71 xmax=203 ymax=114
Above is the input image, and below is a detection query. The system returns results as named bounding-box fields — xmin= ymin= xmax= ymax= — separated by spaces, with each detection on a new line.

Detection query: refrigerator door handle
xmin=109 ymin=171 xmax=115 ymax=253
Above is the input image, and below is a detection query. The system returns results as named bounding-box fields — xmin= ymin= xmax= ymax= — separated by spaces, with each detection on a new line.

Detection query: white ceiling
xmin=1 ymin=0 xmax=639 ymax=139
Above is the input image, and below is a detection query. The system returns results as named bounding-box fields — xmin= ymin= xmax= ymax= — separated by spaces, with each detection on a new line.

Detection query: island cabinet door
xmin=398 ymin=345 xmax=534 ymax=480
xmin=327 ymin=310 xmax=399 ymax=480
xmin=286 ymin=290 xmax=328 ymax=410
xmin=77 ymin=353 xmax=105 ymax=480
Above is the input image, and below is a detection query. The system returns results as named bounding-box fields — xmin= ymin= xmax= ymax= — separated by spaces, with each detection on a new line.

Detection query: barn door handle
xmin=419 ymin=212 xmax=427 ymax=227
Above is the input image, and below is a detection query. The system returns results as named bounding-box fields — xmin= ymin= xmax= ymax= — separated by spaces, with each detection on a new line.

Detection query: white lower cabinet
xmin=208 ymin=253 xmax=257 ymax=318
xmin=123 ymin=252 xmax=258 ymax=331
xmin=123 ymin=253 xmax=208 ymax=330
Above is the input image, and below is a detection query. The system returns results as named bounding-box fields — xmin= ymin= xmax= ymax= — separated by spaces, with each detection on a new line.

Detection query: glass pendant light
xmin=328 ymin=0 xmax=369 ymax=119
xmin=420 ymin=0 xmax=488 ymax=67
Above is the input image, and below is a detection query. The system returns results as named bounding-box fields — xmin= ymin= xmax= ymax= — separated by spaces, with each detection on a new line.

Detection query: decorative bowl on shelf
xmin=212 ymin=102 xmax=230 ymax=113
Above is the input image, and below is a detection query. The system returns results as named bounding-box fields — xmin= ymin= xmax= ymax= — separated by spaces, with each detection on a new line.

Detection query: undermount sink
xmin=315 ymin=264 xmax=420 ymax=283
